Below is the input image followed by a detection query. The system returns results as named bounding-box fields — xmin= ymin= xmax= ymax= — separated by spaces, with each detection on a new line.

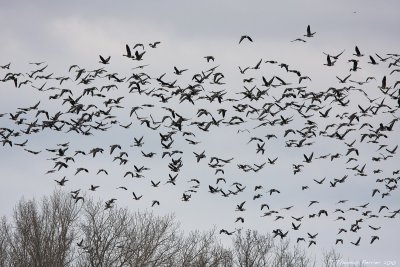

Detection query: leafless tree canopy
xmin=4 ymin=191 xmax=80 ymax=267
xmin=0 ymin=190 xmax=350 ymax=267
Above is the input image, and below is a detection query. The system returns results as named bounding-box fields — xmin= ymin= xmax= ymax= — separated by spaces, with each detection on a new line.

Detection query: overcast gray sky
xmin=1 ymin=0 xmax=399 ymax=265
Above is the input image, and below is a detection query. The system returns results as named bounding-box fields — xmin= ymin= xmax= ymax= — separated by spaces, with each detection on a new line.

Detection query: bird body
xmin=239 ymin=35 xmax=253 ymax=44
xmin=304 ymin=25 xmax=316 ymax=37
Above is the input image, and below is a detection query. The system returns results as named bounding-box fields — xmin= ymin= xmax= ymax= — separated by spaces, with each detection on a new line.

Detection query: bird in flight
xmin=353 ymin=46 xmax=364 ymax=57
xmin=291 ymin=38 xmax=306 ymax=43
xmin=54 ymin=176 xmax=68 ymax=186
xmin=99 ymin=55 xmax=111 ymax=64
xmin=219 ymin=229 xmax=235 ymax=235
xmin=351 ymin=237 xmax=361 ymax=246
xmin=149 ymin=41 xmax=161 ymax=48
xmin=239 ymin=35 xmax=253 ymax=44
xmin=204 ymin=56 xmax=215 ymax=62
xmin=304 ymin=25 xmax=316 ymax=37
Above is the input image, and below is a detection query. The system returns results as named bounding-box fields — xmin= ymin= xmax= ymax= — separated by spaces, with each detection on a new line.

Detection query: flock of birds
xmin=1 ymin=25 xmax=400 ymax=249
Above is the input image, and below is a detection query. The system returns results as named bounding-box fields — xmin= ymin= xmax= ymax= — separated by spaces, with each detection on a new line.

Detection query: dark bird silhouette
xmin=239 ymin=35 xmax=253 ymax=44
xmin=368 ymin=55 xmax=378 ymax=65
xmin=0 ymin=62 xmax=11 ymax=69
xmin=370 ymin=235 xmax=379 ymax=244
xmin=236 ymin=201 xmax=246 ymax=211
xmin=209 ymin=185 xmax=219 ymax=193
xmin=324 ymin=50 xmax=345 ymax=60
xmin=292 ymin=222 xmax=301 ymax=230
xmin=99 ymin=55 xmax=111 ymax=64
xmin=89 ymin=185 xmax=99 ymax=191
xmin=353 ymin=46 xmax=364 ymax=57
xmin=110 ymin=144 xmax=121 ymax=154
xmin=235 ymin=217 xmax=245 ymax=223
xmin=97 ymin=169 xmax=108 ymax=175
xmin=386 ymin=145 xmax=398 ymax=154
xmin=77 ymin=238 xmax=84 ymax=247
xmin=219 ymin=229 xmax=235 ymax=235
xmin=318 ymin=209 xmax=328 ymax=217
xmin=336 ymin=74 xmax=351 ymax=83
xmin=24 ymin=149 xmax=41 ymax=155
xmin=268 ymin=157 xmax=278 ymax=164
xmin=351 ymin=237 xmax=361 ymax=246
xmin=193 ymin=150 xmax=206 ymax=162
xmin=308 ymin=232 xmax=318 ymax=239
xmin=174 ymin=66 xmax=188 ymax=75
xmin=149 ymin=41 xmax=161 ymax=48
xmin=304 ymin=25 xmax=316 ymax=37
xmin=123 ymin=44 xmax=133 ymax=58
xmin=204 ymin=56 xmax=215 ymax=62
xmin=54 ymin=176 xmax=68 ymax=186
xmin=117 ymin=186 xmax=128 ymax=190
xmin=292 ymin=216 xmax=304 ymax=222
xmin=268 ymin=189 xmax=280 ymax=195
xmin=303 ymin=152 xmax=314 ymax=163
xmin=349 ymin=59 xmax=361 ymax=71
xmin=261 ymin=204 xmax=270 ymax=210
xmin=369 ymin=225 xmax=381 ymax=231
xmin=291 ymin=38 xmax=306 ymax=43
xmin=75 ymin=168 xmax=89 ymax=175
xmin=335 ymin=239 xmax=343 ymax=245
xmin=132 ymin=191 xmax=143 ymax=200
xmin=151 ymin=180 xmax=160 ymax=187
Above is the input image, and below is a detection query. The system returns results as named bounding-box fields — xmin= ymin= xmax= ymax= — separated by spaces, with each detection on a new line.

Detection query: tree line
xmin=0 ymin=190 xmax=360 ymax=267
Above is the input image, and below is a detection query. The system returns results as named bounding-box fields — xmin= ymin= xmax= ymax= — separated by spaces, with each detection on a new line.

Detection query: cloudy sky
xmin=1 ymin=0 xmax=399 ymax=265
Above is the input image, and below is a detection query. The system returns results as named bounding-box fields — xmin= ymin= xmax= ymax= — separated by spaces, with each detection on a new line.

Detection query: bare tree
xmin=271 ymin=239 xmax=315 ymax=267
xmin=232 ymin=229 xmax=274 ymax=267
xmin=118 ymin=210 xmax=181 ymax=266
xmin=176 ymin=228 xmax=233 ymax=266
xmin=76 ymin=199 xmax=132 ymax=267
xmin=4 ymin=190 xmax=81 ymax=267
xmin=322 ymin=248 xmax=342 ymax=267
xmin=211 ymin=245 xmax=234 ymax=267
xmin=0 ymin=217 xmax=9 ymax=267
xmin=77 ymin=200 xmax=182 ymax=267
